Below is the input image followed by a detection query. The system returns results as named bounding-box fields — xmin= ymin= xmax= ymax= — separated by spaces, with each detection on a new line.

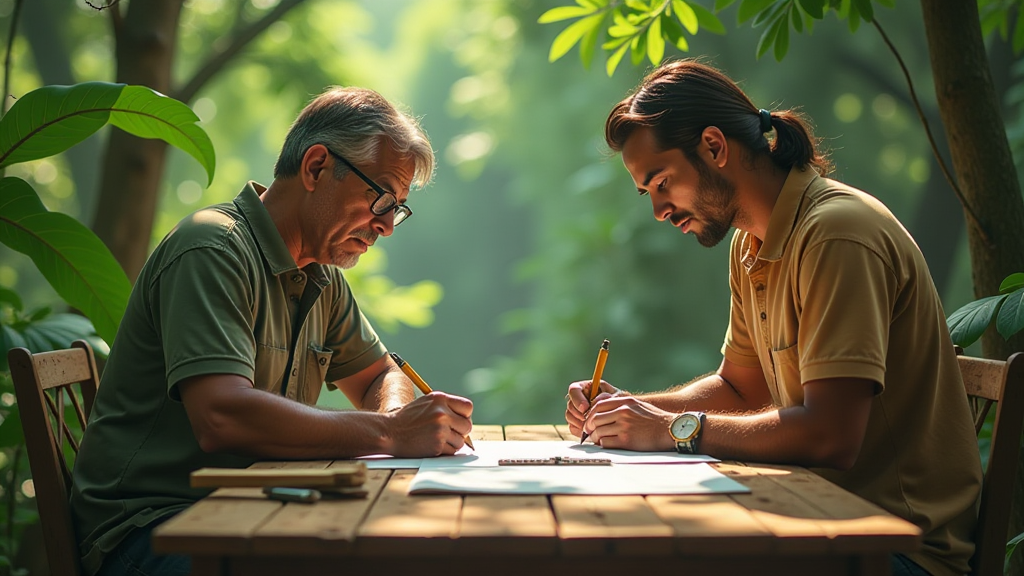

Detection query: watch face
xmin=671 ymin=414 xmax=699 ymax=441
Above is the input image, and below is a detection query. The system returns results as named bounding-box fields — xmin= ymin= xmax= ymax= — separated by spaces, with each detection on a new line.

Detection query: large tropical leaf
xmin=108 ymin=86 xmax=215 ymax=185
xmin=0 ymin=82 xmax=215 ymax=185
xmin=947 ymin=294 xmax=1006 ymax=348
xmin=0 ymin=177 xmax=129 ymax=344
xmin=996 ymin=287 xmax=1024 ymax=340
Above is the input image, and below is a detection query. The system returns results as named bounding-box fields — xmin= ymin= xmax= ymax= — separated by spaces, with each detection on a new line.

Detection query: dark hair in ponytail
xmin=605 ymin=59 xmax=832 ymax=177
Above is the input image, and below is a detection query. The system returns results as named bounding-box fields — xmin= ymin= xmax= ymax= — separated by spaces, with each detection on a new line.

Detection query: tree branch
xmin=873 ymin=18 xmax=990 ymax=246
xmin=3 ymin=0 xmax=24 ymax=116
xmin=174 ymin=0 xmax=307 ymax=103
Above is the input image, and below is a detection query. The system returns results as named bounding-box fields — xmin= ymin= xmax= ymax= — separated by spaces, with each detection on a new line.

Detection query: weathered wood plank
xmin=758 ymin=464 xmax=921 ymax=554
xmin=31 ymin=348 xmax=92 ymax=389
xmin=646 ymin=493 xmax=774 ymax=555
xmin=552 ymin=495 xmax=673 ymax=556
xmin=152 ymin=498 xmax=282 ymax=555
xmin=355 ymin=469 xmax=462 ymax=556
xmin=714 ymin=463 xmax=833 ymax=554
xmin=250 ymin=468 xmax=392 ymax=555
xmin=470 ymin=424 xmax=505 ymax=441
xmin=455 ymin=495 xmax=558 ymax=556
xmin=504 ymin=425 xmax=562 ymax=441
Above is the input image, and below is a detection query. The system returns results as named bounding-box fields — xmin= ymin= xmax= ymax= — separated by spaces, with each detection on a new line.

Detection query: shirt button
xmin=760 ymin=312 xmax=767 ymax=320
xmin=291 ymin=368 xmax=298 ymax=377
xmin=292 ymin=274 xmax=303 ymax=283
xmin=290 ymin=295 xmax=300 ymax=303
xmin=319 ymin=357 xmax=327 ymax=366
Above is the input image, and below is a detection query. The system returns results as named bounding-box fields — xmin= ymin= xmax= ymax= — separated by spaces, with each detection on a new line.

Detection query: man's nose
xmin=652 ymin=197 xmax=672 ymax=222
xmin=372 ymin=213 xmax=394 ymax=237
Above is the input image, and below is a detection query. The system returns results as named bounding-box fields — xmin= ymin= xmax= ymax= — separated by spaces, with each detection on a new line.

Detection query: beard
xmin=689 ymin=158 xmax=738 ymax=248
xmin=331 ymin=229 xmax=377 ymax=269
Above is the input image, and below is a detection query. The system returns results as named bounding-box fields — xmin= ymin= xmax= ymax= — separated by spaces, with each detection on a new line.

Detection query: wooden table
xmin=153 ymin=425 xmax=921 ymax=576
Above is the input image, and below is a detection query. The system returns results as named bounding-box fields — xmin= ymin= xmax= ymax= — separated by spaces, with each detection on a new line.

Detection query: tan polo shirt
xmin=722 ymin=167 xmax=982 ymax=576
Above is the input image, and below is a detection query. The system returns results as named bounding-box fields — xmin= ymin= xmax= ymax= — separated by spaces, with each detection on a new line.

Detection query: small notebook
xmin=191 ymin=463 xmax=366 ymax=489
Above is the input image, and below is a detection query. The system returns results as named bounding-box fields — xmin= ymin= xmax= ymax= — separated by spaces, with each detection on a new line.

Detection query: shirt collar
xmin=233 ymin=181 xmax=329 ymax=282
xmin=756 ymin=166 xmax=819 ymax=262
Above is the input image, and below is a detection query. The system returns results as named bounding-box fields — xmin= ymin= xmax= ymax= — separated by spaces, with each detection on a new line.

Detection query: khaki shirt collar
xmin=233 ymin=181 xmax=330 ymax=285
xmin=757 ymin=166 xmax=819 ymax=263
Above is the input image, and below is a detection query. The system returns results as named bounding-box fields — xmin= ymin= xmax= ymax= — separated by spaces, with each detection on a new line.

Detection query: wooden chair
xmin=7 ymin=340 xmax=99 ymax=576
xmin=955 ymin=348 xmax=1024 ymax=576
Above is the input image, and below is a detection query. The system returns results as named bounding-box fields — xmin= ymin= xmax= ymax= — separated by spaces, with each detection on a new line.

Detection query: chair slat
xmin=957 ymin=356 xmax=1005 ymax=401
xmin=31 ymin=348 xmax=93 ymax=389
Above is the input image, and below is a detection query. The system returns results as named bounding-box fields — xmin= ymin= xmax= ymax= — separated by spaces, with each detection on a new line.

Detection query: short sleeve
xmin=153 ymin=247 xmax=257 ymax=400
xmin=797 ymin=238 xmax=894 ymax=389
xmin=322 ymin=273 xmax=387 ymax=383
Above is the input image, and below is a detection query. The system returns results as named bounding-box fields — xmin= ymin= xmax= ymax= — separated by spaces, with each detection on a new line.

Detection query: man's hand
xmin=583 ymin=396 xmax=677 ymax=451
xmin=386 ymin=392 xmax=473 ymax=457
xmin=565 ymin=379 xmax=628 ymax=437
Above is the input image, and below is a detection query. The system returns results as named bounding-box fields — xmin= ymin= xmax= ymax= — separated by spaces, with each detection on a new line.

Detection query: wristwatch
xmin=669 ymin=412 xmax=706 ymax=454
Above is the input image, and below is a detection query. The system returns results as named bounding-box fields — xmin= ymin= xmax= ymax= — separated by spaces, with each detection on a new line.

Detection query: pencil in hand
xmin=579 ymin=339 xmax=610 ymax=444
xmin=389 ymin=352 xmax=475 ymax=450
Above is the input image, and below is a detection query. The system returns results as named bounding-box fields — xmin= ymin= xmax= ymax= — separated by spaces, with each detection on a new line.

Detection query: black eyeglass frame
xmin=323 ymin=146 xmax=412 ymax=226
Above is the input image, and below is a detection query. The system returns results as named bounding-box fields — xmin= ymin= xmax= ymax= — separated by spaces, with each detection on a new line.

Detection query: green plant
xmin=947 ymin=273 xmax=1024 ymax=348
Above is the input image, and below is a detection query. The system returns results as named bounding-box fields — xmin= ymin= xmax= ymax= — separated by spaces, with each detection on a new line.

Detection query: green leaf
xmin=0 ymin=82 xmax=122 ymax=169
xmin=947 ymin=294 xmax=1007 ymax=348
xmin=1000 ymin=273 xmax=1024 ymax=294
xmin=1008 ymin=531 xmax=1024 ymax=565
xmin=662 ymin=14 xmax=686 ymax=47
xmin=648 ymin=15 xmax=666 ymax=64
xmin=715 ymin=0 xmax=739 ymax=10
xmin=606 ymin=42 xmax=631 ymax=76
xmin=774 ymin=14 xmax=790 ymax=60
xmin=0 ymin=177 xmax=130 ymax=345
xmin=602 ymin=35 xmax=633 ymax=50
xmin=549 ymin=13 xmax=606 ymax=62
xmin=0 ymin=287 xmax=21 ymax=311
xmin=27 ymin=306 xmax=51 ymax=323
xmin=791 ymin=5 xmax=803 ymax=32
xmin=108 ymin=86 xmax=215 ymax=186
xmin=852 ymin=0 xmax=873 ymax=21
xmin=538 ymin=5 xmax=597 ymax=23
xmin=756 ymin=16 xmax=781 ymax=58
xmin=738 ymin=0 xmax=775 ymax=24
xmin=753 ymin=0 xmax=788 ymax=27
xmin=690 ymin=2 xmax=726 ymax=34
xmin=579 ymin=11 xmax=607 ymax=68
xmin=672 ymin=0 xmax=699 ymax=34
xmin=996 ymin=287 xmax=1024 ymax=340
xmin=630 ymin=32 xmax=648 ymax=66
xmin=797 ymin=0 xmax=826 ymax=18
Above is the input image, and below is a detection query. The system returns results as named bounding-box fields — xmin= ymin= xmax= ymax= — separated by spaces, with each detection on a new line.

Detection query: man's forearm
xmin=637 ymin=373 xmax=760 ymax=414
xmin=359 ymin=365 xmax=415 ymax=412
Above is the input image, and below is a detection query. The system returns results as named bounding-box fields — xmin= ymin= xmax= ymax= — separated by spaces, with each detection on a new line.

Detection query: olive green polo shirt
xmin=70 ymin=182 xmax=386 ymax=575
xmin=721 ymin=167 xmax=982 ymax=576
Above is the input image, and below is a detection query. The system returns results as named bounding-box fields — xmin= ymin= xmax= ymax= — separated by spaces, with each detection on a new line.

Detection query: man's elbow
xmin=190 ymin=409 xmax=244 ymax=454
xmin=811 ymin=438 xmax=862 ymax=471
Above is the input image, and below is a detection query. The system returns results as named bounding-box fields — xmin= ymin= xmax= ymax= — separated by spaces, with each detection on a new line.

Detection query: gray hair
xmin=274 ymin=86 xmax=435 ymax=189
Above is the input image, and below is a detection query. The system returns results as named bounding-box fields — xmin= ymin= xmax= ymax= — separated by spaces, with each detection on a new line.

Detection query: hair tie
xmin=758 ymin=108 xmax=772 ymax=133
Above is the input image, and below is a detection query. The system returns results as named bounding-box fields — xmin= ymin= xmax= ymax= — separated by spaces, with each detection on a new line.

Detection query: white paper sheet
xmin=358 ymin=440 xmax=717 ymax=469
xmin=407 ymin=462 xmax=750 ymax=495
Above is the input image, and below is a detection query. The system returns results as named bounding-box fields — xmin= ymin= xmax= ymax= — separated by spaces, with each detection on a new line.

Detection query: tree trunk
xmin=91 ymin=0 xmax=185 ymax=281
xmin=920 ymin=0 xmax=1024 ymax=572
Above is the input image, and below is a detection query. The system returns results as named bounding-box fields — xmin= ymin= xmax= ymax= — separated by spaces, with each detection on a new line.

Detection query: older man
xmin=72 ymin=87 xmax=473 ymax=576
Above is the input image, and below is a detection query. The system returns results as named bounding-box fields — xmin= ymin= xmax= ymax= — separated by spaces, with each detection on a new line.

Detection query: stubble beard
xmin=691 ymin=158 xmax=738 ymax=248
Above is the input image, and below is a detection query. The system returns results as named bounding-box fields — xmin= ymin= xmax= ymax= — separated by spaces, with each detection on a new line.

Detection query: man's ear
xmin=701 ymin=127 xmax=728 ymax=169
xmin=300 ymin=144 xmax=330 ymax=192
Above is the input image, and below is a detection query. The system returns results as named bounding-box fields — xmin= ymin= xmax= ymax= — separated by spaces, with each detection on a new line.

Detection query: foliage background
xmin=1 ymin=0 xmax=1023 ymax=569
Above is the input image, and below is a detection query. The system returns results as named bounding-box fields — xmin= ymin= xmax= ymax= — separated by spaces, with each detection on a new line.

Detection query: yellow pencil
xmin=579 ymin=339 xmax=610 ymax=444
xmin=389 ymin=353 xmax=475 ymax=450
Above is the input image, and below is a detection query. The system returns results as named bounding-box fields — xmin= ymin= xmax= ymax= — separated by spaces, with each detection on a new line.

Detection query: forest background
xmin=1 ymin=0 xmax=1023 ymax=569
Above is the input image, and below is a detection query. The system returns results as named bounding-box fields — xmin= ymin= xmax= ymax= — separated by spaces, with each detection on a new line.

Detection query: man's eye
xmin=638 ymin=189 xmax=649 ymax=197
xmin=656 ymin=179 xmax=667 ymax=192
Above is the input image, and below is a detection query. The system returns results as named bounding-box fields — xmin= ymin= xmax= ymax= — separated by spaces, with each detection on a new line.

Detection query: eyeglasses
xmin=324 ymin=147 xmax=412 ymax=226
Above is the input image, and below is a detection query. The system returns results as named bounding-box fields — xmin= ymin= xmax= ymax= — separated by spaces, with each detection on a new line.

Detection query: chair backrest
xmin=955 ymin=348 xmax=1024 ymax=576
xmin=7 ymin=340 xmax=99 ymax=576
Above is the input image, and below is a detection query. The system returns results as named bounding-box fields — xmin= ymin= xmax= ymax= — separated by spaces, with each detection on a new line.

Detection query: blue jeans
xmin=891 ymin=554 xmax=932 ymax=576
xmin=96 ymin=516 xmax=191 ymax=576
